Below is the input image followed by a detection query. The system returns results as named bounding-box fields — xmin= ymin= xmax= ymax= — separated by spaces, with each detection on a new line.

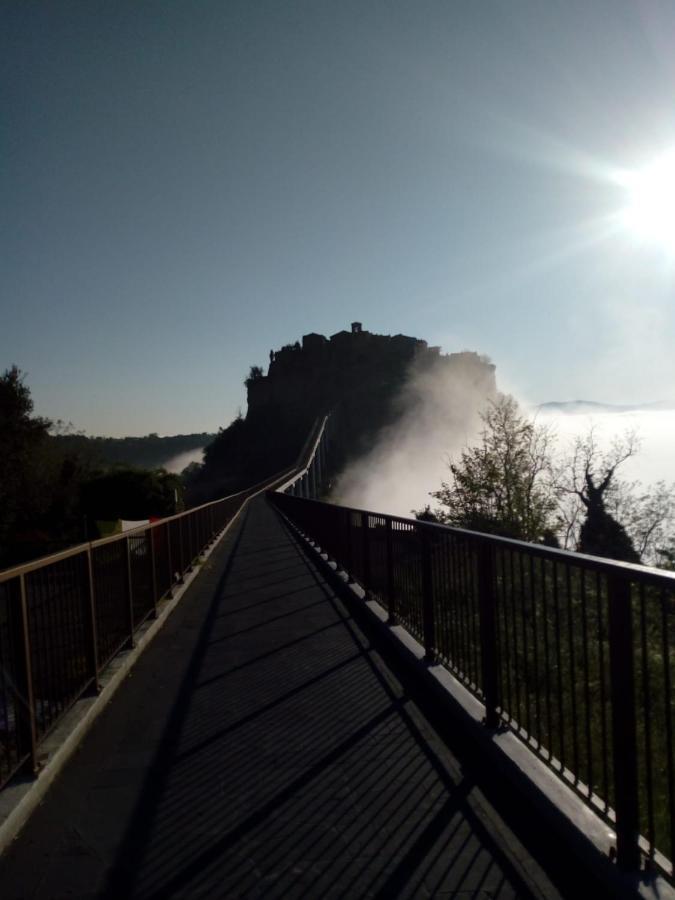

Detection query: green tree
xmin=244 ymin=365 xmax=264 ymax=387
xmin=426 ymin=395 xmax=558 ymax=542
xmin=559 ymin=429 xmax=672 ymax=564
xmin=426 ymin=400 xmax=673 ymax=566
xmin=563 ymin=430 xmax=639 ymax=562
xmin=0 ymin=366 xmax=52 ymax=561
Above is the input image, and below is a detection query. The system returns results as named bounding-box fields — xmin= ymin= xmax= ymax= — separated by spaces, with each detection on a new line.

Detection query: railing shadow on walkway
xmin=100 ymin=499 xmax=555 ymax=900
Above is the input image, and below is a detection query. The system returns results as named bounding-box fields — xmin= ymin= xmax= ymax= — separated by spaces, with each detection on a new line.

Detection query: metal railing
xmin=276 ymin=414 xmax=330 ymax=499
xmin=269 ymin=492 xmax=675 ymax=879
xmin=0 ymin=421 xmax=327 ymax=793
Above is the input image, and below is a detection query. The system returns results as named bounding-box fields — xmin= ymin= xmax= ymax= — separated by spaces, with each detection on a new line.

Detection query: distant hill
xmin=537 ymin=400 xmax=675 ymax=415
xmin=49 ymin=431 xmax=215 ymax=471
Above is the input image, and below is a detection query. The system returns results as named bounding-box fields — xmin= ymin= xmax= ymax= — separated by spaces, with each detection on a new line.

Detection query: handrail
xmin=0 ymin=423 xmax=323 ymax=582
xmin=270 ymin=491 xmax=675 ymax=880
xmin=0 ymin=418 xmax=325 ymax=792
xmin=285 ymin=495 xmax=675 ymax=587
xmin=0 ymin=467 xmax=297 ymax=582
xmin=274 ymin=415 xmax=329 ymax=495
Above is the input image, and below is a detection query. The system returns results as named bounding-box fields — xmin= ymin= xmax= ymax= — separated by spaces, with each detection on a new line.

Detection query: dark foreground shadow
xmin=102 ymin=499 xmax=558 ymax=899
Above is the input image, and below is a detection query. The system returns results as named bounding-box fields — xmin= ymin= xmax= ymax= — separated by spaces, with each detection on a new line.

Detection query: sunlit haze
xmin=539 ymin=408 xmax=675 ymax=487
xmin=3 ymin=1 xmax=675 ymax=435
xmin=338 ymin=401 xmax=675 ymax=520
xmin=618 ymin=150 xmax=675 ymax=253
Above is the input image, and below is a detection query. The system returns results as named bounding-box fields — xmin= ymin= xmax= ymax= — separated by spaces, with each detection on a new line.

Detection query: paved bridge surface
xmin=0 ymin=498 xmax=585 ymax=899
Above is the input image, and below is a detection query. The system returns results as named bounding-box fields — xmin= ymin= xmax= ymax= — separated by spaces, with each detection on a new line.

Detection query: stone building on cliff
xmin=193 ymin=324 xmax=496 ymax=500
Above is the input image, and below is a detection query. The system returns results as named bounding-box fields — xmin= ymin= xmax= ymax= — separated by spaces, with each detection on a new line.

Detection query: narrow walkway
xmin=0 ymin=498 xmax=563 ymax=899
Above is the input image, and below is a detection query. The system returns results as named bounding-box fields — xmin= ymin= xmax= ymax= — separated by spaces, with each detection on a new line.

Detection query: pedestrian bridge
xmin=0 ymin=418 xmax=672 ymax=898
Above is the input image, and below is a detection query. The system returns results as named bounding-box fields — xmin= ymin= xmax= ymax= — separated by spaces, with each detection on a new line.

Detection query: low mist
xmin=333 ymin=359 xmax=675 ymax=520
xmin=537 ymin=408 xmax=675 ymax=486
xmin=164 ymin=447 xmax=205 ymax=474
xmin=333 ymin=354 xmax=496 ymax=517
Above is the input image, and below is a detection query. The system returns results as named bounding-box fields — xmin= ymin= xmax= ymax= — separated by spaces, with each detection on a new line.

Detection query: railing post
xmin=320 ymin=437 xmax=327 ymax=488
xmin=16 ymin=574 xmax=38 ymax=774
xmin=386 ymin=518 xmax=396 ymax=625
xmin=316 ymin=444 xmax=323 ymax=494
xmin=361 ymin=512 xmax=371 ymax=598
xmin=194 ymin=512 xmax=200 ymax=557
xmin=177 ymin=518 xmax=185 ymax=583
xmin=345 ymin=510 xmax=355 ymax=583
xmin=166 ymin=522 xmax=174 ymax=598
xmin=477 ymin=541 xmax=499 ymax=728
xmin=186 ymin=516 xmax=194 ymax=573
xmin=421 ymin=528 xmax=436 ymax=663
xmin=607 ymin=573 xmax=640 ymax=871
xmin=85 ymin=548 xmax=101 ymax=691
xmin=148 ymin=530 xmax=158 ymax=618
xmin=125 ymin=536 xmax=135 ymax=647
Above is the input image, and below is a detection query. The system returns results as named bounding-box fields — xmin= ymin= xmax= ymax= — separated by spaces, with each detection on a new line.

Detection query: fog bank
xmin=333 ymin=354 xmax=495 ymax=517
xmin=164 ymin=447 xmax=205 ymax=474
xmin=537 ymin=408 xmax=675 ymax=486
xmin=333 ymin=373 xmax=675 ymax=520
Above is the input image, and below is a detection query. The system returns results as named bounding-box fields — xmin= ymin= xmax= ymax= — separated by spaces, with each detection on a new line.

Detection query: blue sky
xmin=3 ymin=1 xmax=675 ymax=436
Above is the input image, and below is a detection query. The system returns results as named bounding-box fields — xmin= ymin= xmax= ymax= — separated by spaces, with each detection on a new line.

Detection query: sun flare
xmin=621 ymin=150 xmax=675 ymax=251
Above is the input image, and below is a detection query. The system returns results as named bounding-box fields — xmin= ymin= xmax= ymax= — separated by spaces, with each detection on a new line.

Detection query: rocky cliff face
xmin=192 ymin=324 xmax=496 ymax=500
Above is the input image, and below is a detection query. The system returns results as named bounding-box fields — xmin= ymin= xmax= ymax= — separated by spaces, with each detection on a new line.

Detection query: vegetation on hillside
xmin=0 ymin=367 xmax=185 ymax=568
xmin=50 ymin=428 xmax=214 ymax=470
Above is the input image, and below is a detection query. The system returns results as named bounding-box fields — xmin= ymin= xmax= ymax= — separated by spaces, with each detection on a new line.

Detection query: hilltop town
xmin=192 ymin=323 xmax=496 ymax=500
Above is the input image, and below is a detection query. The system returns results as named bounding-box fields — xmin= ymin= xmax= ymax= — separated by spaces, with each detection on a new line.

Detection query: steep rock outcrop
xmin=192 ymin=324 xmax=496 ymax=499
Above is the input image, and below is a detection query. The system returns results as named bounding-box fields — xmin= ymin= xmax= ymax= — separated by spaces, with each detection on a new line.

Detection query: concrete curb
xmin=279 ymin=511 xmax=674 ymax=900
xmin=0 ymin=506 xmax=245 ymax=858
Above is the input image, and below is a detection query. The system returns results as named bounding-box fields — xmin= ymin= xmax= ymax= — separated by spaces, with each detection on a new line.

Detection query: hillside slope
xmin=50 ymin=431 xmax=215 ymax=471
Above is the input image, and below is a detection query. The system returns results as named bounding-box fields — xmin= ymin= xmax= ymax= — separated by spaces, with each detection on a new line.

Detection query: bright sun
xmin=621 ymin=150 xmax=675 ymax=251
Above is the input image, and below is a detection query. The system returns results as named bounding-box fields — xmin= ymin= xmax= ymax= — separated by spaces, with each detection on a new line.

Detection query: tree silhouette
xmin=564 ymin=429 xmax=640 ymax=563
xmin=0 ymin=366 xmax=52 ymax=562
